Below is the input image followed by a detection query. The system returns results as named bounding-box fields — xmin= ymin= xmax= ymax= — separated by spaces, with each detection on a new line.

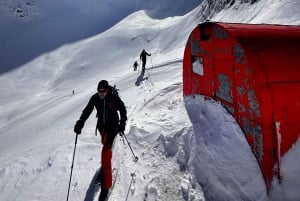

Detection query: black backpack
xmin=109 ymin=84 xmax=120 ymax=97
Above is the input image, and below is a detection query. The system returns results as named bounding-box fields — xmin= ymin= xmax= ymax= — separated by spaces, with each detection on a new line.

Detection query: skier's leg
xmin=98 ymin=145 xmax=112 ymax=201
xmin=101 ymin=145 xmax=113 ymax=190
xmin=100 ymin=131 xmax=116 ymax=190
xmin=99 ymin=131 xmax=117 ymax=200
xmin=142 ymin=62 xmax=145 ymax=75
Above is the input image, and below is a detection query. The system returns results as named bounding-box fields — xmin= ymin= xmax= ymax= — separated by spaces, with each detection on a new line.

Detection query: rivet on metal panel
xmin=217 ymin=73 xmax=233 ymax=103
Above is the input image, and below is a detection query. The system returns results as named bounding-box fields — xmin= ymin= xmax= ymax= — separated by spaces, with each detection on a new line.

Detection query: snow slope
xmin=0 ymin=0 xmax=201 ymax=73
xmin=0 ymin=0 xmax=300 ymax=201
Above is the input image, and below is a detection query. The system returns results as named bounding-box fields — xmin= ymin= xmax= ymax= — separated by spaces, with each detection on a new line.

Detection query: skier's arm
xmin=74 ymin=95 xmax=96 ymax=134
xmin=79 ymin=95 xmax=95 ymax=122
xmin=116 ymin=97 xmax=127 ymax=124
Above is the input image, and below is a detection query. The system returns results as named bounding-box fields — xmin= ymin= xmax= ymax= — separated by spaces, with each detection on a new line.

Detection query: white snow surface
xmin=0 ymin=0 xmax=300 ymax=201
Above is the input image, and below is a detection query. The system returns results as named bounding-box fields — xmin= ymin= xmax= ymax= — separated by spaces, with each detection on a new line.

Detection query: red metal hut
xmin=183 ymin=22 xmax=300 ymax=189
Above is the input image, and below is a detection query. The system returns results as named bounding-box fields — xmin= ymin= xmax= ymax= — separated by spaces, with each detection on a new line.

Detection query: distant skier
xmin=140 ymin=49 xmax=151 ymax=74
xmin=133 ymin=60 xmax=138 ymax=71
xmin=74 ymin=80 xmax=127 ymax=201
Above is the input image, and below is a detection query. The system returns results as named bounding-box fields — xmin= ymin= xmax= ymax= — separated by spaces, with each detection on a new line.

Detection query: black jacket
xmin=79 ymin=87 xmax=127 ymax=131
xmin=140 ymin=50 xmax=151 ymax=63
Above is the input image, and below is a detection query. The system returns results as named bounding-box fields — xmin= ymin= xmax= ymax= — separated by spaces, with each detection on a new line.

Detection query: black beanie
xmin=97 ymin=80 xmax=109 ymax=89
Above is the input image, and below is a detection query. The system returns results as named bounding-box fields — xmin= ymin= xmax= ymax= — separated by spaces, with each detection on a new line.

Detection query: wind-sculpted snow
xmin=184 ymin=95 xmax=267 ymax=201
xmin=114 ymin=78 xmax=205 ymax=201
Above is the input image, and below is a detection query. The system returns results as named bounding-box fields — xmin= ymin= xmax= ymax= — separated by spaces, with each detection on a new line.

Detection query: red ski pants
xmin=100 ymin=132 xmax=113 ymax=190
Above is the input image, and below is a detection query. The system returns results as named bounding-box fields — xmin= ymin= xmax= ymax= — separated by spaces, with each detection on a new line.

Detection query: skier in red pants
xmin=74 ymin=80 xmax=127 ymax=201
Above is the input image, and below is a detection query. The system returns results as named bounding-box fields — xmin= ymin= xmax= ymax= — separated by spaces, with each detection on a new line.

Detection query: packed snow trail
xmin=109 ymin=62 xmax=205 ymax=201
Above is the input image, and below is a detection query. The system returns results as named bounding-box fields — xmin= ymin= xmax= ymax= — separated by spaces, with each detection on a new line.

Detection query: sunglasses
xmin=98 ymin=89 xmax=107 ymax=93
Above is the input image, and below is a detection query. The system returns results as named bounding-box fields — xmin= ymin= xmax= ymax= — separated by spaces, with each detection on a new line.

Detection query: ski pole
xmin=125 ymin=172 xmax=136 ymax=201
xmin=120 ymin=132 xmax=138 ymax=162
xmin=66 ymin=134 xmax=79 ymax=201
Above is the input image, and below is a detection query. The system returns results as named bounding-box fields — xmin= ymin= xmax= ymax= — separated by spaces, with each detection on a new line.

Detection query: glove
xmin=74 ymin=119 xmax=84 ymax=134
xmin=118 ymin=121 xmax=126 ymax=134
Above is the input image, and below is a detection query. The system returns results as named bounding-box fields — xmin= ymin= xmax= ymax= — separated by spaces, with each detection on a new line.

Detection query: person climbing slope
xmin=140 ymin=49 xmax=151 ymax=74
xmin=74 ymin=80 xmax=127 ymax=201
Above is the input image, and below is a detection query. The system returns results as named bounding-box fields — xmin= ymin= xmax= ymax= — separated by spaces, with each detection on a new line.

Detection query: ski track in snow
xmin=0 ymin=60 xmax=206 ymax=201
xmin=111 ymin=66 xmax=204 ymax=201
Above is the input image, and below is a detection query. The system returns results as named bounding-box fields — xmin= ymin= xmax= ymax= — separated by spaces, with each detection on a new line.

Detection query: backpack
xmin=109 ymin=84 xmax=120 ymax=97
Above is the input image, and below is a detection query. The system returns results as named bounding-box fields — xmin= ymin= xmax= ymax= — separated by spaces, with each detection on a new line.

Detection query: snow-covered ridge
xmin=0 ymin=0 xmax=202 ymax=74
xmin=213 ymin=0 xmax=300 ymax=25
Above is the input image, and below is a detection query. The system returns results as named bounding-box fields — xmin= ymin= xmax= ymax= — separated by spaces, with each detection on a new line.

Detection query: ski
xmin=92 ymin=168 xmax=103 ymax=201
xmin=94 ymin=168 xmax=119 ymax=201
xmin=106 ymin=168 xmax=119 ymax=201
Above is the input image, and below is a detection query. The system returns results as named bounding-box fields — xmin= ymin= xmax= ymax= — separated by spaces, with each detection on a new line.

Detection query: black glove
xmin=74 ymin=119 xmax=84 ymax=134
xmin=118 ymin=121 xmax=126 ymax=133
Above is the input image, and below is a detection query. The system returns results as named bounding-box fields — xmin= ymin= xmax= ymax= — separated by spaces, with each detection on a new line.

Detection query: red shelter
xmin=183 ymin=22 xmax=300 ymax=189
